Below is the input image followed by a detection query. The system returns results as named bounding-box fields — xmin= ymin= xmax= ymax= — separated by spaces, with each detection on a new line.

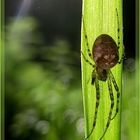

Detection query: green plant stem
xmin=81 ymin=0 xmax=123 ymax=140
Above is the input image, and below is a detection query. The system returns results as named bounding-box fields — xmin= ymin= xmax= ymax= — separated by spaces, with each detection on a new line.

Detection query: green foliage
xmin=5 ymin=17 xmax=84 ymax=140
xmin=121 ymin=64 xmax=139 ymax=140
xmin=81 ymin=0 xmax=123 ymax=140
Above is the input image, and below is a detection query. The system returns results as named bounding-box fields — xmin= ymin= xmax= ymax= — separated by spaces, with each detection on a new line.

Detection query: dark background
xmin=5 ymin=0 xmax=135 ymax=58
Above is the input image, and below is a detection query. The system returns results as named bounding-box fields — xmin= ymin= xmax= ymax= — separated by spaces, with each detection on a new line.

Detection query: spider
xmin=81 ymin=9 xmax=124 ymax=140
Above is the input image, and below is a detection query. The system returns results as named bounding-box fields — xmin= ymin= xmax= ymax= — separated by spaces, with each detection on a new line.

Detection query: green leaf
xmin=81 ymin=0 xmax=123 ymax=140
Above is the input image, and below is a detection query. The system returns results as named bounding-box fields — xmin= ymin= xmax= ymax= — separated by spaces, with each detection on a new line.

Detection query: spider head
xmin=96 ymin=67 xmax=108 ymax=81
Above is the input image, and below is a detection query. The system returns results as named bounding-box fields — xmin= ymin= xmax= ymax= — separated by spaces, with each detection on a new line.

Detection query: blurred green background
xmin=5 ymin=18 xmax=84 ymax=140
xmin=4 ymin=0 xmax=138 ymax=140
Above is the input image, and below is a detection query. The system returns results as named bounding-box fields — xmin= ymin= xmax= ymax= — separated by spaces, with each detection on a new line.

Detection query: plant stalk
xmin=81 ymin=0 xmax=123 ymax=140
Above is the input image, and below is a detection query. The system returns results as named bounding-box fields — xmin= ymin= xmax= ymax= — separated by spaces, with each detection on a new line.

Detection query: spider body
xmin=93 ymin=34 xmax=119 ymax=70
xmin=93 ymin=34 xmax=119 ymax=81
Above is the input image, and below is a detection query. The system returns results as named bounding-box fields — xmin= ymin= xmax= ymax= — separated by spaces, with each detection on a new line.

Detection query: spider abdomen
xmin=93 ymin=34 xmax=119 ymax=70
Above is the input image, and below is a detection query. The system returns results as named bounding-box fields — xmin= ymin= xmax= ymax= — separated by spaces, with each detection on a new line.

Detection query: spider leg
xmin=116 ymin=8 xmax=125 ymax=64
xmin=85 ymin=77 xmax=100 ymax=140
xmin=82 ymin=16 xmax=92 ymax=59
xmin=99 ymin=76 xmax=114 ymax=140
xmin=109 ymin=71 xmax=120 ymax=120
xmin=81 ymin=51 xmax=95 ymax=68
xmin=116 ymin=8 xmax=121 ymax=50
xmin=118 ymin=45 xmax=125 ymax=64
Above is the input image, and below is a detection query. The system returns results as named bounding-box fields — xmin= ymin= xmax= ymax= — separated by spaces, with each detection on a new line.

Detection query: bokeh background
xmin=4 ymin=0 xmax=138 ymax=140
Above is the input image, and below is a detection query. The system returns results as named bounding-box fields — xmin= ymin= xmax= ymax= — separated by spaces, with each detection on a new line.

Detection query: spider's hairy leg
xmin=91 ymin=69 xmax=96 ymax=85
xmin=85 ymin=78 xmax=100 ymax=140
xmin=99 ymin=76 xmax=114 ymax=140
xmin=109 ymin=71 xmax=120 ymax=120
xmin=82 ymin=16 xmax=92 ymax=59
xmin=118 ymin=45 xmax=125 ymax=64
xmin=81 ymin=51 xmax=95 ymax=68
xmin=116 ymin=8 xmax=125 ymax=64
xmin=86 ymin=68 xmax=96 ymax=86
xmin=116 ymin=8 xmax=121 ymax=50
